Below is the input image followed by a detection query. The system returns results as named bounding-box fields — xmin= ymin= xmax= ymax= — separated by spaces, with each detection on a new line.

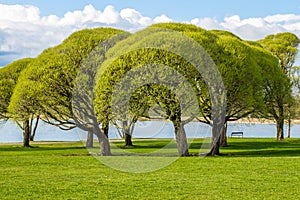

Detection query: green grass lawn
xmin=0 ymin=138 xmax=300 ymax=199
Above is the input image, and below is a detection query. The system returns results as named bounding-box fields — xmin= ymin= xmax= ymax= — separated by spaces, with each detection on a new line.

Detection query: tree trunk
xmin=96 ymin=134 xmax=111 ymax=156
xmin=125 ymin=133 xmax=133 ymax=146
xmin=276 ymin=119 xmax=284 ymax=140
xmin=208 ymin=125 xmax=220 ymax=156
xmin=207 ymin=116 xmax=224 ymax=156
xmin=287 ymin=110 xmax=291 ymax=138
xmin=30 ymin=116 xmax=39 ymax=141
xmin=95 ymin=122 xmax=111 ymax=156
xmin=86 ymin=131 xmax=94 ymax=148
xmin=276 ymin=104 xmax=284 ymax=140
xmin=219 ymin=123 xmax=228 ymax=147
xmin=123 ymin=121 xmax=133 ymax=146
xmin=173 ymin=120 xmax=189 ymax=156
xmin=23 ymin=119 xmax=31 ymax=147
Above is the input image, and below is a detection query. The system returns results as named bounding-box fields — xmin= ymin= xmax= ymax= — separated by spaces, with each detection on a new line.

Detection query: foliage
xmin=259 ymin=32 xmax=300 ymax=75
xmin=94 ymin=26 xmax=213 ymax=153
xmin=8 ymin=28 xmax=126 ymax=129
xmin=152 ymin=23 xmax=277 ymax=124
xmin=0 ymin=58 xmax=32 ymax=119
xmin=258 ymin=32 xmax=300 ymax=139
xmin=94 ymin=23 xmax=286 ymax=155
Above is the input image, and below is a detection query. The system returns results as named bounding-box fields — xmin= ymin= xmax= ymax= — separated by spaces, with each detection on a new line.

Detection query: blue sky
xmin=0 ymin=0 xmax=300 ymax=66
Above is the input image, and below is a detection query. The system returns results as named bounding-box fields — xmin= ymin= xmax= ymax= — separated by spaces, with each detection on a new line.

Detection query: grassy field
xmin=0 ymin=138 xmax=300 ymax=199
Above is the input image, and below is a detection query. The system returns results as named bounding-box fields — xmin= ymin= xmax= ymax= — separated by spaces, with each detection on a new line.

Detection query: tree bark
xmin=287 ymin=109 xmax=291 ymax=138
xmin=173 ymin=120 xmax=189 ymax=156
xmin=207 ymin=115 xmax=224 ymax=156
xmin=94 ymin=122 xmax=111 ymax=156
xmin=123 ymin=121 xmax=133 ymax=146
xmin=30 ymin=116 xmax=39 ymax=141
xmin=287 ymin=119 xmax=291 ymax=138
xmin=86 ymin=131 xmax=94 ymax=148
xmin=276 ymin=104 xmax=284 ymax=140
xmin=208 ymin=125 xmax=221 ymax=156
xmin=125 ymin=133 xmax=133 ymax=146
xmin=276 ymin=118 xmax=284 ymax=140
xmin=23 ymin=119 xmax=31 ymax=147
xmin=219 ymin=123 xmax=228 ymax=147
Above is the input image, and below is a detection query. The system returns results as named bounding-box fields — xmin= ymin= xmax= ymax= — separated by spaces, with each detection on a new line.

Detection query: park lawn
xmin=0 ymin=138 xmax=299 ymax=199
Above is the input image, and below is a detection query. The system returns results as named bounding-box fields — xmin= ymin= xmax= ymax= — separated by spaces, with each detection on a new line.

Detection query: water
xmin=0 ymin=120 xmax=299 ymax=143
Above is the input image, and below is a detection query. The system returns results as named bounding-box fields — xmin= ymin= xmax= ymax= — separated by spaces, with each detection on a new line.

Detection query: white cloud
xmin=0 ymin=4 xmax=40 ymax=22
xmin=154 ymin=14 xmax=173 ymax=23
xmin=0 ymin=3 xmax=300 ymax=67
xmin=120 ymin=8 xmax=150 ymax=25
xmin=193 ymin=14 xmax=300 ymax=41
xmin=219 ymin=15 xmax=287 ymax=40
xmin=191 ymin=17 xmax=222 ymax=30
xmin=265 ymin=14 xmax=300 ymax=23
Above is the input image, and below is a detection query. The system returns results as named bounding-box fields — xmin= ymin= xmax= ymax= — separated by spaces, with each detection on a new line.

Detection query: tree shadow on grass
xmin=219 ymin=139 xmax=300 ymax=157
xmin=225 ymin=149 xmax=300 ymax=157
xmin=0 ymin=143 xmax=86 ymax=152
xmin=1 ymin=139 xmax=300 ymax=157
xmin=111 ymin=139 xmax=300 ymax=157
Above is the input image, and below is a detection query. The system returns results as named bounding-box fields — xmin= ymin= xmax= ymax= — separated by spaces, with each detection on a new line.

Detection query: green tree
xmin=0 ymin=58 xmax=40 ymax=147
xmin=151 ymin=24 xmax=279 ymax=154
xmin=203 ymin=33 xmax=265 ymax=147
xmin=150 ymin=24 xmax=285 ymax=154
xmin=9 ymin=28 xmax=128 ymax=154
xmin=94 ymin=23 xmax=285 ymax=156
xmin=258 ymin=33 xmax=300 ymax=140
xmin=95 ymin=24 xmax=225 ymax=156
xmin=95 ymin=25 xmax=213 ymax=155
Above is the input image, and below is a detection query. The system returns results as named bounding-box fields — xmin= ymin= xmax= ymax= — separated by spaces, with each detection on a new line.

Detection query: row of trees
xmin=0 ymin=23 xmax=299 ymax=156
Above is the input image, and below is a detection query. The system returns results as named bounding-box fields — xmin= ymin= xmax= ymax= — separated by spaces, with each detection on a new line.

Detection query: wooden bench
xmin=231 ymin=131 xmax=243 ymax=138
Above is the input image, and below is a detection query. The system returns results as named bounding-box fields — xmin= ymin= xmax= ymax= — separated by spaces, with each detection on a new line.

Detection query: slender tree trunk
xmin=123 ymin=121 xmax=133 ymax=146
xmin=219 ymin=123 xmax=228 ymax=147
xmin=276 ymin=104 xmax=284 ymax=140
xmin=86 ymin=131 xmax=94 ymax=148
xmin=287 ymin=119 xmax=291 ymax=138
xmin=276 ymin=119 xmax=284 ymax=140
xmin=287 ymin=109 xmax=291 ymax=138
xmin=23 ymin=119 xmax=31 ymax=147
xmin=173 ymin=120 xmax=189 ymax=156
xmin=30 ymin=116 xmax=40 ymax=141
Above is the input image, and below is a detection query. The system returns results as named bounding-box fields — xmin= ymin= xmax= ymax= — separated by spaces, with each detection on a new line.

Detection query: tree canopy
xmin=93 ymin=23 xmax=284 ymax=155
xmin=8 ymin=28 xmax=128 ymax=152
xmin=258 ymin=32 xmax=300 ymax=140
xmin=9 ymin=28 xmax=127 ymax=128
xmin=0 ymin=58 xmax=33 ymax=119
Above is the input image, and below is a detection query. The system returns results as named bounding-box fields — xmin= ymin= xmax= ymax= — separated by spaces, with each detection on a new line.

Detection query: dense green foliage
xmin=8 ymin=28 xmax=127 ymax=127
xmin=151 ymin=23 xmax=283 ymax=125
xmin=0 ymin=58 xmax=32 ymax=119
xmin=7 ymin=28 xmax=128 ymax=149
xmin=0 ymin=58 xmax=37 ymax=147
xmin=259 ymin=33 xmax=300 ymax=74
xmin=0 ymin=139 xmax=300 ymax=199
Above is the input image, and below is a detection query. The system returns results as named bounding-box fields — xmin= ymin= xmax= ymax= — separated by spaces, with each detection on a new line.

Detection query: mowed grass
xmin=0 ymin=138 xmax=300 ymax=199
